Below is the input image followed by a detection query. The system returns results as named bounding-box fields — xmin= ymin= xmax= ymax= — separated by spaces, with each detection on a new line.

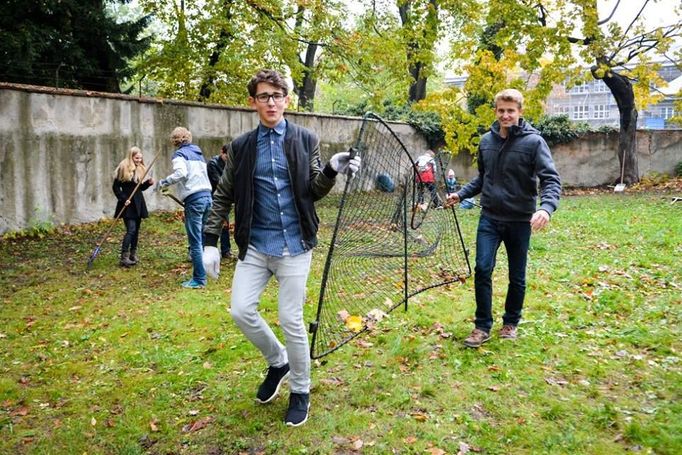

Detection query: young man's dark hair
xmin=246 ymin=69 xmax=289 ymax=97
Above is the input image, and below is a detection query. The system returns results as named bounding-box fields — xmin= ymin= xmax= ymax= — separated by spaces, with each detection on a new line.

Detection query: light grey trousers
xmin=230 ymin=246 xmax=313 ymax=393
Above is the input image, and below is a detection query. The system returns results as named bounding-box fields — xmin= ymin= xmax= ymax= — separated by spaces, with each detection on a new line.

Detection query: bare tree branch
xmin=598 ymin=0 xmax=620 ymax=25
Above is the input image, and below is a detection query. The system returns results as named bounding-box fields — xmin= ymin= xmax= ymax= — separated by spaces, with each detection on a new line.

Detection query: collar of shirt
xmin=257 ymin=119 xmax=287 ymax=139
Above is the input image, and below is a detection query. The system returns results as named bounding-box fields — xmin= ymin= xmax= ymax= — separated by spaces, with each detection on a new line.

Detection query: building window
xmin=594 ymin=80 xmax=609 ymax=92
xmin=662 ymin=107 xmax=676 ymax=119
xmin=554 ymin=105 xmax=570 ymax=116
xmin=593 ymin=104 xmax=609 ymax=119
xmin=573 ymin=105 xmax=589 ymax=120
xmin=570 ymin=84 xmax=589 ymax=94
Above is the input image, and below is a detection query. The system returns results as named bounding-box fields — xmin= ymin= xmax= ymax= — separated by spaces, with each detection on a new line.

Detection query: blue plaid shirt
xmin=249 ymin=120 xmax=305 ymax=257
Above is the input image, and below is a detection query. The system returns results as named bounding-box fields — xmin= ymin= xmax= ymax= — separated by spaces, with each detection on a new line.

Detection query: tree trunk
xmin=198 ymin=0 xmax=235 ymax=102
xmin=593 ymin=66 xmax=639 ymax=184
xmin=398 ymin=0 xmax=437 ymax=103
xmin=408 ymin=62 xmax=427 ymax=102
xmin=295 ymin=43 xmax=319 ymax=111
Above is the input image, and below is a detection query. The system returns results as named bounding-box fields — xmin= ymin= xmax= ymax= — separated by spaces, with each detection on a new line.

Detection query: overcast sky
xmin=600 ymin=0 xmax=681 ymax=29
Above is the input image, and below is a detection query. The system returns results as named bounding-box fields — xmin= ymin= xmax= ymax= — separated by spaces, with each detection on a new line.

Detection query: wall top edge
xmin=0 ymin=82 xmax=410 ymax=126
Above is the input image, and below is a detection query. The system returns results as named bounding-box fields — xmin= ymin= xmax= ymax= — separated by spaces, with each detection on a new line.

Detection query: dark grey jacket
xmin=206 ymin=154 xmax=225 ymax=193
xmin=457 ymin=119 xmax=561 ymax=222
xmin=204 ymin=121 xmax=338 ymax=260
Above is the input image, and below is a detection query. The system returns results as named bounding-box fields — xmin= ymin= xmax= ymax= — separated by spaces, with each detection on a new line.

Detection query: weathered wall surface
xmin=1 ymin=84 xmax=680 ymax=233
xmin=0 ymin=85 xmax=426 ymax=234
xmin=446 ymin=130 xmax=682 ymax=187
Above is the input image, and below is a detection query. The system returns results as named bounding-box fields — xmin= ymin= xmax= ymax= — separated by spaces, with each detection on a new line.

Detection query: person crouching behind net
xmin=202 ymin=69 xmax=360 ymax=427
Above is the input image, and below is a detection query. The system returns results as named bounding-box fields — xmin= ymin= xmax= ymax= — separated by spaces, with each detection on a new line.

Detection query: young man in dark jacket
xmin=446 ymin=88 xmax=561 ymax=348
xmin=203 ymin=69 xmax=360 ymax=427
xmin=206 ymin=145 xmax=232 ymax=259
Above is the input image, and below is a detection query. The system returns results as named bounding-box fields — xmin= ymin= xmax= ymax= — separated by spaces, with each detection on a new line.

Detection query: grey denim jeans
xmin=230 ymin=246 xmax=313 ymax=393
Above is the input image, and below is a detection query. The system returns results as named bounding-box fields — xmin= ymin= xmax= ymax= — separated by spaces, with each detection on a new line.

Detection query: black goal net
xmin=310 ymin=113 xmax=471 ymax=359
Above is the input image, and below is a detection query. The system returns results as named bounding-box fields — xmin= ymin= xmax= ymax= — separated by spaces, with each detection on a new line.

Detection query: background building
xmin=445 ymin=62 xmax=681 ymax=129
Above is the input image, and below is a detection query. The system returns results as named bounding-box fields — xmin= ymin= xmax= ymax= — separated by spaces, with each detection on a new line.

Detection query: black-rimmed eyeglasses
xmin=254 ymin=92 xmax=286 ymax=104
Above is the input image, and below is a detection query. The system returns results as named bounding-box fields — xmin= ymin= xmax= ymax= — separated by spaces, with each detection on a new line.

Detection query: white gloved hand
xmin=155 ymin=179 xmax=169 ymax=193
xmin=202 ymin=246 xmax=220 ymax=279
xmin=330 ymin=152 xmax=361 ymax=176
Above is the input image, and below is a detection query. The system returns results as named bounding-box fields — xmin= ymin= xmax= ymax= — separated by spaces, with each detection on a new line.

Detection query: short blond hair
xmin=494 ymin=89 xmax=524 ymax=109
xmin=170 ymin=127 xmax=192 ymax=146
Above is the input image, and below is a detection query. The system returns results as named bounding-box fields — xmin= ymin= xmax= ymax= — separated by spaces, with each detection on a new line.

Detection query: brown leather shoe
xmin=499 ymin=324 xmax=517 ymax=339
xmin=463 ymin=328 xmax=491 ymax=348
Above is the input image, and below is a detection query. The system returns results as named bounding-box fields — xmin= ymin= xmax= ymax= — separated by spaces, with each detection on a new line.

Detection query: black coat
xmin=204 ymin=121 xmax=337 ymax=260
xmin=112 ymin=178 xmax=152 ymax=219
xmin=207 ymin=154 xmax=225 ymax=193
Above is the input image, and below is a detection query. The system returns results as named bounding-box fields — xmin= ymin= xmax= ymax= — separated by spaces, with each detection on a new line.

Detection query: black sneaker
xmin=285 ymin=392 xmax=310 ymax=427
xmin=256 ymin=364 xmax=290 ymax=404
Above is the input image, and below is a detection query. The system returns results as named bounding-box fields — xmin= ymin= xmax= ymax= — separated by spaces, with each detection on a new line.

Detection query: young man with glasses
xmin=446 ymin=89 xmax=561 ymax=348
xmin=203 ymin=69 xmax=360 ymax=426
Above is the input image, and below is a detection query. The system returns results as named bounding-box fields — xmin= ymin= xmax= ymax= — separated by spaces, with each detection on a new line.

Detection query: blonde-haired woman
xmin=112 ymin=146 xmax=155 ymax=267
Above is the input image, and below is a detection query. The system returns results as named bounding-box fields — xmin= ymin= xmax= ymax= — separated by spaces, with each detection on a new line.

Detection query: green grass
xmin=1 ymin=192 xmax=680 ymax=454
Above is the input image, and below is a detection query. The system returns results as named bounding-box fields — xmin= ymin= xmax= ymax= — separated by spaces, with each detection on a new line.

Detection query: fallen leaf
xmin=427 ymin=448 xmax=446 ymax=455
xmin=345 ymin=315 xmax=363 ymax=332
xmin=182 ymin=416 xmax=214 ymax=433
xmin=11 ymin=406 xmax=29 ymax=417
xmin=320 ymin=377 xmax=345 ymax=387
xmin=355 ymin=339 xmax=373 ymax=348
xmin=367 ymin=308 xmax=387 ymax=322
xmin=150 ymin=419 xmax=159 ymax=432
xmin=458 ymin=441 xmax=471 ymax=454
xmin=91 ymin=417 xmax=97 ymax=426
xmin=332 ymin=436 xmax=350 ymax=446
xmin=404 ymin=436 xmax=417 ymax=444
xmin=412 ymin=412 xmax=428 ymax=422
xmin=337 ymin=310 xmax=350 ymax=322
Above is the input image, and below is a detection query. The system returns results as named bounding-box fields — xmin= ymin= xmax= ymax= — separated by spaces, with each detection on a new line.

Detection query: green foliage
xmin=640 ymin=172 xmax=670 ymax=185
xmin=0 ymin=0 xmax=151 ymax=92
xmin=675 ymin=161 xmax=682 ymax=177
xmin=534 ymin=115 xmax=591 ymax=146
xmin=332 ymin=98 xmax=445 ymax=148
xmin=2 ymin=210 xmax=55 ymax=240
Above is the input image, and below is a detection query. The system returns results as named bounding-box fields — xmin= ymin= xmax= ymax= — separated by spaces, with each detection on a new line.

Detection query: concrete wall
xmin=0 ymin=84 xmax=427 ymax=234
xmin=1 ymin=83 xmax=680 ymax=234
xmin=446 ymin=130 xmax=682 ymax=187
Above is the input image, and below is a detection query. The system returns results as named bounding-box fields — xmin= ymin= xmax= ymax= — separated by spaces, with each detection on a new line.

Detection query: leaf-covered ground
xmin=1 ymin=190 xmax=680 ymax=454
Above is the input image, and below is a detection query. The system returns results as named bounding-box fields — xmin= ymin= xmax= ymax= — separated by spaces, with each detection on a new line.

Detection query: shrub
xmin=534 ymin=115 xmax=592 ymax=146
xmin=675 ymin=161 xmax=682 ymax=177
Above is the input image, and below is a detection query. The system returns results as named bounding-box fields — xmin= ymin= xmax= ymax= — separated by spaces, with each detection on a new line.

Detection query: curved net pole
xmin=310 ymin=113 xmax=471 ymax=359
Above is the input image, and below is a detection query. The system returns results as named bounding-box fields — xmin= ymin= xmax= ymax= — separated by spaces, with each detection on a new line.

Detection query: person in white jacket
xmin=158 ymin=126 xmax=213 ymax=288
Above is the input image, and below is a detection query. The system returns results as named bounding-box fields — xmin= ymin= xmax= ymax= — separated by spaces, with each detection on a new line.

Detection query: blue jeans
xmin=474 ymin=215 xmax=531 ymax=332
xmin=184 ymin=195 xmax=212 ymax=285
